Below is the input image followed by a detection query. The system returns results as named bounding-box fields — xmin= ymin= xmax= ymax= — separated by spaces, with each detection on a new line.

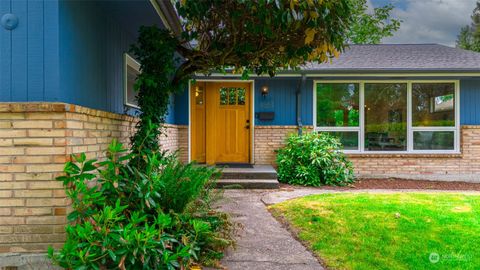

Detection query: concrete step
xmin=216 ymin=179 xmax=280 ymax=189
xmin=220 ymin=165 xmax=277 ymax=180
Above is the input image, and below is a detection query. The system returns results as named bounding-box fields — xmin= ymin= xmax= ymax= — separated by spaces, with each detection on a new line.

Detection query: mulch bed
xmin=280 ymin=178 xmax=480 ymax=191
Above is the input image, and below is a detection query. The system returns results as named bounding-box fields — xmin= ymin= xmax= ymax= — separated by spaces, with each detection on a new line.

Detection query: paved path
xmin=216 ymin=190 xmax=323 ymax=270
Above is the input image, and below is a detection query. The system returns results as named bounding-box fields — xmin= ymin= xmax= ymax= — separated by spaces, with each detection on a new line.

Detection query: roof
xmin=302 ymin=44 xmax=480 ymax=73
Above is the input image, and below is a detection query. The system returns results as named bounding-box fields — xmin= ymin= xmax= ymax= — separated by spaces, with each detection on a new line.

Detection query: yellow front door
xmin=191 ymin=81 xmax=251 ymax=164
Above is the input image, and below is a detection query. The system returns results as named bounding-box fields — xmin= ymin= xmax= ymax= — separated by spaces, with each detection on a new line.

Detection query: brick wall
xmin=253 ymin=125 xmax=480 ymax=180
xmin=348 ymin=126 xmax=480 ymax=180
xmin=254 ymin=126 xmax=299 ymax=165
xmin=160 ymin=124 xmax=188 ymax=163
xmin=0 ymin=103 xmax=185 ymax=253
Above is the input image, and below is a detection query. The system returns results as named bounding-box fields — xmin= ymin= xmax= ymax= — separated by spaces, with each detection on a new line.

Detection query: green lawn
xmin=269 ymin=193 xmax=480 ymax=270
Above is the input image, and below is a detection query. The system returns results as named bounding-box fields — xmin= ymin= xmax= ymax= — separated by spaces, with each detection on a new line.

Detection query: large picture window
xmin=314 ymin=81 xmax=459 ymax=153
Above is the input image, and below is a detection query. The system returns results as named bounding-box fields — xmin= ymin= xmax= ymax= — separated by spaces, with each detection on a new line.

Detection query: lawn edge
xmin=267 ymin=206 xmax=332 ymax=270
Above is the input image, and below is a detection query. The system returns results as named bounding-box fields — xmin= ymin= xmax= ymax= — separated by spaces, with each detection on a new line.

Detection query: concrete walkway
xmin=216 ymin=190 xmax=323 ymax=270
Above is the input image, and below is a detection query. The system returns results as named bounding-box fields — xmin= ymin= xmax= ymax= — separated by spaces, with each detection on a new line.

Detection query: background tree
xmin=347 ymin=0 xmax=401 ymax=44
xmin=456 ymin=1 xmax=480 ymax=52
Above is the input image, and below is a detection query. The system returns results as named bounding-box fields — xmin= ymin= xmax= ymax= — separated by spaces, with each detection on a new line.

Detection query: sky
xmin=369 ymin=0 xmax=478 ymax=47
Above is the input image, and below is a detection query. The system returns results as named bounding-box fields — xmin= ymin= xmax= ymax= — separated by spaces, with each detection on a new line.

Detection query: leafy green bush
xmin=49 ymin=140 xmax=233 ymax=269
xmin=276 ymin=132 xmax=355 ymax=186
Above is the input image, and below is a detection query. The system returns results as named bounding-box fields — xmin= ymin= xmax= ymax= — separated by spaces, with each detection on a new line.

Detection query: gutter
xmin=296 ymin=74 xmax=306 ymax=135
xmin=150 ymin=0 xmax=183 ymax=36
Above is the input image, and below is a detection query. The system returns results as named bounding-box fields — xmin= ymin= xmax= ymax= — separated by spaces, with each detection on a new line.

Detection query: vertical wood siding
xmin=254 ymin=78 xmax=313 ymax=126
xmin=0 ymin=0 xmax=60 ymax=102
xmin=58 ymin=0 xmax=174 ymax=122
xmin=460 ymin=79 xmax=480 ymax=125
xmin=0 ymin=0 xmax=175 ymax=122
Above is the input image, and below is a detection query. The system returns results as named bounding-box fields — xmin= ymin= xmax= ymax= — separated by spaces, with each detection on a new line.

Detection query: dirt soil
xmin=280 ymin=178 xmax=480 ymax=191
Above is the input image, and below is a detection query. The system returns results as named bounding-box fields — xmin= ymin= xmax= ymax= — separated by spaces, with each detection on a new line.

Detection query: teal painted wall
xmin=58 ymin=0 xmax=167 ymax=117
xmin=173 ymin=77 xmax=314 ymax=126
xmin=0 ymin=0 xmax=176 ymax=122
xmin=0 ymin=0 xmax=60 ymax=101
xmin=460 ymin=79 xmax=480 ymax=125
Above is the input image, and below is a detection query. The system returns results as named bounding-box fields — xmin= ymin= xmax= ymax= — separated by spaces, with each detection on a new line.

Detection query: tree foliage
xmin=456 ymin=1 xmax=480 ymax=52
xmin=131 ymin=0 xmax=356 ymax=153
xmin=130 ymin=0 xmax=401 ymax=154
xmin=347 ymin=0 xmax=401 ymax=44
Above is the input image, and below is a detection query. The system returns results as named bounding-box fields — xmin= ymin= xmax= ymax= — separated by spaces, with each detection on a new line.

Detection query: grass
xmin=269 ymin=193 xmax=480 ymax=270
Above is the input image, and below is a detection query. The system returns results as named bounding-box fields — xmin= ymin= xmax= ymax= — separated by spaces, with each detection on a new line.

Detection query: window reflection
xmin=219 ymin=87 xmax=246 ymax=106
xmin=412 ymin=83 xmax=455 ymax=127
xmin=316 ymin=83 xmax=360 ymax=127
xmin=365 ymin=83 xmax=407 ymax=151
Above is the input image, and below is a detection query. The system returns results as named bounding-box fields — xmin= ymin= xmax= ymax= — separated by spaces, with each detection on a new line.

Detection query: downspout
xmin=296 ymin=74 xmax=307 ymax=135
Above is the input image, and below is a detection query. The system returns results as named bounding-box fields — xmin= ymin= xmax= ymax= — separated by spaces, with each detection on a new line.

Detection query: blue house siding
xmin=0 ymin=0 xmax=176 ymax=122
xmin=254 ymin=77 xmax=313 ymax=126
xmin=175 ymin=77 xmax=480 ymax=127
xmin=58 ymin=0 xmax=175 ymax=122
xmin=460 ymin=79 xmax=480 ymax=125
xmin=0 ymin=0 xmax=60 ymax=102
xmin=173 ymin=77 xmax=314 ymax=126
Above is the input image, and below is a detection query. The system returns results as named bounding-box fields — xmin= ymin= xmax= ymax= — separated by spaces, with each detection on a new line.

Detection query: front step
xmin=220 ymin=165 xmax=278 ymax=179
xmin=216 ymin=165 xmax=280 ymax=189
xmin=217 ymin=179 xmax=280 ymax=189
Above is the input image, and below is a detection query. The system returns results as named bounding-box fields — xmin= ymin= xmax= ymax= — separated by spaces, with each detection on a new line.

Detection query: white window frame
xmin=313 ymin=81 xmax=362 ymax=153
xmin=124 ymin=53 xmax=141 ymax=109
xmin=313 ymin=80 xmax=460 ymax=154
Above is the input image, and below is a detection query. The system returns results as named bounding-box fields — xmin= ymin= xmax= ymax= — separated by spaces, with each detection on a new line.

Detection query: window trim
xmin=313 ymin=80 xmax=460 ymax=154
xmin=124 ymin=53 xmax=141 ymax=109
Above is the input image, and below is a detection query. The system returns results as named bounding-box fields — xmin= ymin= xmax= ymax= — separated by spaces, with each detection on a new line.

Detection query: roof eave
xmin=150 ymin=0 xmax=182 ymax=36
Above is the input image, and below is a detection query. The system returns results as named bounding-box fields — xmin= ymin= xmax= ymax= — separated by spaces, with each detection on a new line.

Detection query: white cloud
xmin=383 ymin=0 xmax=477 ymax=47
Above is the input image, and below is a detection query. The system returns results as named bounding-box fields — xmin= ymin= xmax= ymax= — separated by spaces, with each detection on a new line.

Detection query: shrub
xmin=49 ymin=140 xmax=233 ymax=269
xmin=276 ymin=132 xmax=355 ymax=186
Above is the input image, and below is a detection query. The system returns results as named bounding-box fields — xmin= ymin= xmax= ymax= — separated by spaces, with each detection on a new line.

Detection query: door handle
xmin=245 ymin=125 xmax=250 ymax=129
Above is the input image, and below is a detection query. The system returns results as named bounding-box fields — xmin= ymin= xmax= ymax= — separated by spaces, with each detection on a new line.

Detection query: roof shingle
xmin=302 ymin=44 xmax=480 ymax=72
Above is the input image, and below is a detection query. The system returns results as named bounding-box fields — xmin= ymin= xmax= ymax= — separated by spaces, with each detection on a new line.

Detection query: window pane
xmin=412 ymin=83 xmax=455 ymax=127
xmin=228 ymin=88 xmax=237 ymax=105
xmin=316 ymin=83 xmax=360 ymax=127
xmin=219 ymin=88 xmax=228 ymax=105
xmin=321 ymin=131 xmax=359 ymax=150
xmin=237 ymin=88 xmax=246 ymax=105
xmin=414 ymin=131 xmax=454 ymax=150
xmin=126 ymin=66 xmax=139 ymax=106
xmin=365 ymin=83 xmax=407 ymax=151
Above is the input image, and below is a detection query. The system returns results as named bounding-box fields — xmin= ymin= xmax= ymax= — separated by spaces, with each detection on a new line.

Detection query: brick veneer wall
xmin=254 ymin=126 xmax=313 ymax=165
xmin=0 ymin=103 xmax=185 ymax=253
xmin=254 ymin=126 xmax=298 ymax=165
xmin=348 ymin=126 xmax=480 ymax=179
xmin=160 ymin=124 xmax=188 ymax=163
xmin=253 ymin=125 xmax=480 ymax=180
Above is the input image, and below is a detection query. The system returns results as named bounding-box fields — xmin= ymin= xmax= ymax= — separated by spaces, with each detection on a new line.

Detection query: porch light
xmin=261 ymin=86 xmax=269 ymax=97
